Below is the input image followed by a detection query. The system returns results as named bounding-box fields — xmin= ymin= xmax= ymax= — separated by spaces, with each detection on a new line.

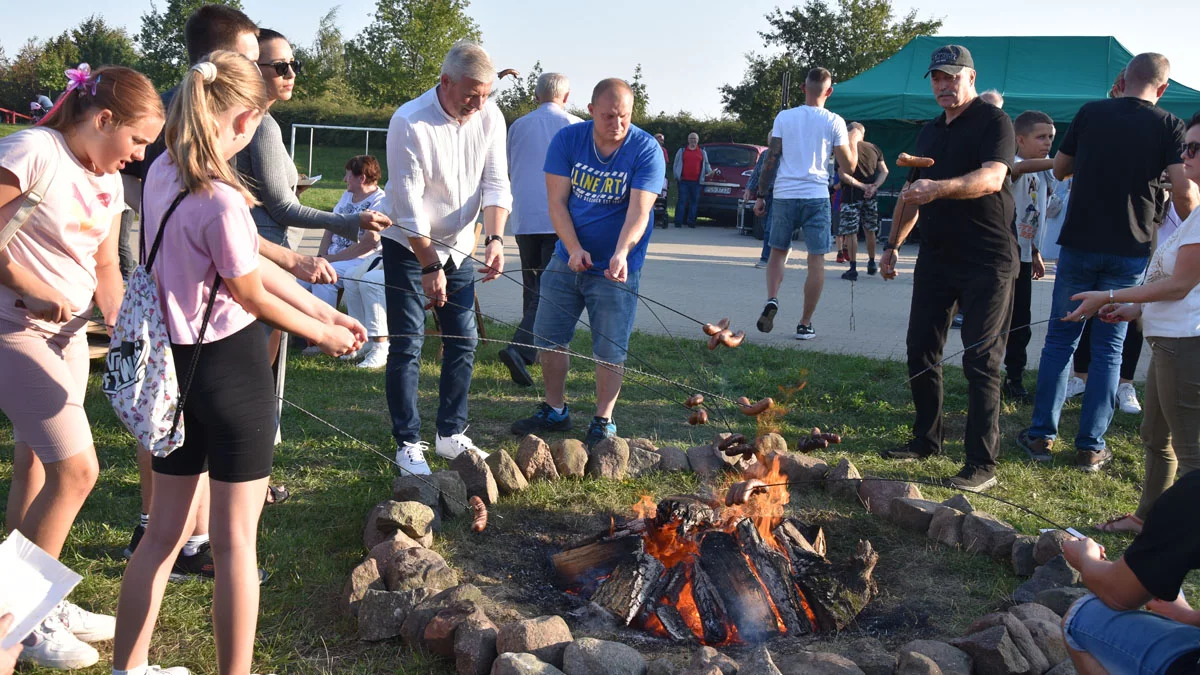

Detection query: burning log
xmin=552 ymin=535 xmax=642 ymax=591
xmin=654 ymin=496 xmax=716 ymax=534
xmin=689 ymin=563 xmax=731 ymax=644
xmin=698 ymin=531 xmax=780 ymax=642
xmin=775 ymin=517 xmax=827 ymax=558
xmin=591 ymin=546 xmax=666 ymax=625
xmin=734 ymin=519 xmax=813 ymax=635
xmin=774 ymin=523 xmax=877 ymax=632
xmin=648 ymin=564 xmax=700 ymax=641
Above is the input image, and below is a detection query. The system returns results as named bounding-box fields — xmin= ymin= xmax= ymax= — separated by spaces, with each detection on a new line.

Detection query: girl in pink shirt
xmin=0 ymin=65 xmax=163 ymax=669
xmin=111 ymin=51 xmax=364 ymax=675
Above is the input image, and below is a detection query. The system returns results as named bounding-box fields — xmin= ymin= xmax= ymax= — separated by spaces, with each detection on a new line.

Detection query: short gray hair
xmin=535 ymin=73 xmax=570 ymax=102
xmin=979 ymin=89 xmax=1004 ymax=108
xmin=441 ymin=40 xmax=494 ymax=83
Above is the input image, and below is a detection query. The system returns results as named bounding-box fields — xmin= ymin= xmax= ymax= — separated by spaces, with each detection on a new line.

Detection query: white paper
xmin=0 ymin=531 xmax=82 ymax=649
xmin=297 ymin=174 xmax=322 ymax=186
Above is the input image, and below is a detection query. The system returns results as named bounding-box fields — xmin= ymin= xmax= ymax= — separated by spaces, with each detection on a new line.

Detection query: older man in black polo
xmin=878 ymin=45 xmax=1017 ymax=492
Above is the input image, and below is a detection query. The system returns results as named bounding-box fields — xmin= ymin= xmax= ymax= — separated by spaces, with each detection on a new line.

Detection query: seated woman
xmin=1067 ymin=111 xmax=1200 ymax=536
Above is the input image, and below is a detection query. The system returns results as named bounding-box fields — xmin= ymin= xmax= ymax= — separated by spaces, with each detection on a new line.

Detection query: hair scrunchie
xmin=190 ymin=62 xmax=218 ymax=83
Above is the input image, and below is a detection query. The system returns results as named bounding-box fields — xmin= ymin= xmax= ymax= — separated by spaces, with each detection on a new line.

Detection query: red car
xmin=697 ymin=142 xmax=766 ymax=223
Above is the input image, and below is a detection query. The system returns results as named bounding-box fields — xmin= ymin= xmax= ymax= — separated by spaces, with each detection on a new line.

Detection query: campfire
xmin=552 ymin=450 xmax=878 ymax=644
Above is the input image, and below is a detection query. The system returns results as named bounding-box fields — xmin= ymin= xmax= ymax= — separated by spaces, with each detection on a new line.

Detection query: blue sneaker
xmin=584 ymin=417 xmax=617 ymax=450
xmin=511 ymin=402 xmax=572 ymax=435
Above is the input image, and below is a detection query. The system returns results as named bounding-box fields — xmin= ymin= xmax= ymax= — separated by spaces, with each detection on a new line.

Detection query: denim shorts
xmin=1063 ymin=593 xmax=1200 ymax=674
xmin=533 ymin=256 xmax=640 ymax=363
xmin=769 ymin=197 xmax=833 ymax=254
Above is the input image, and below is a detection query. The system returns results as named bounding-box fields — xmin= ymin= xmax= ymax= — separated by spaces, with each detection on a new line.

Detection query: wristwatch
xmin=484 ymin=235 xmax=504 ymax=246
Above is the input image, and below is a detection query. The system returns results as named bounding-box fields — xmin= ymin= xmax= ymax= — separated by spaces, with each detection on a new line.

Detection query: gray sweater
xmin=235 ymin=113 xmax=359 ymax=249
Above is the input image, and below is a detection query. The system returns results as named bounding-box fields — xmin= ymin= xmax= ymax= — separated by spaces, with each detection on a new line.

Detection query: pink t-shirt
xmin=0 ymin=128 xmax=124 ymax=336
xmin=142 ymin=155 xmax=259 ymax=345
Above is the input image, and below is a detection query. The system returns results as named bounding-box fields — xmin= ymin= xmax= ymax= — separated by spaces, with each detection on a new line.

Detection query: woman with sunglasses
xmin=1068 ymin=112 xmax=1200 ymax=535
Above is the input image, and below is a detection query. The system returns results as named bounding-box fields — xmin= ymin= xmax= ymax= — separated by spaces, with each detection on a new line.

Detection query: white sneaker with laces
xmin=1065 ymin=376 xmax=1087 ymax=398
xmin=357 ymin=343 xmax=388 ymax=369
xmin=395 ymin=440 xmax=432 ymax=475
xmin=1117 ymin=382 xmax=1142 ymax=414
xmin=436 ymin=426 xmax=489 ymax=460
xmin=53 ymin=600 xmax=114 ymax=643
xmin=18 ymin=616 xmax=99 ymax=669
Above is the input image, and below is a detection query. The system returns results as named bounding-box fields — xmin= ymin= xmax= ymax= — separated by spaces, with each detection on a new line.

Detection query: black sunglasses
xmin=257 ymin=60 xmax=301 ymax=77
xmin=1185 ymin=141 xmax=1200 ymax=160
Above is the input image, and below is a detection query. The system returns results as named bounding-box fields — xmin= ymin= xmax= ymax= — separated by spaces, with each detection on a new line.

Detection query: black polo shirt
xmin=908 ymin=97 xmax=1016 ymax=268
xmin=1056 ymin=97 xmax=1185 ymax=258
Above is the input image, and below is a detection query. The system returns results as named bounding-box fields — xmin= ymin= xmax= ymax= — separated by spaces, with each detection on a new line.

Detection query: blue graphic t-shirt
xmin=544 ymin=122 xmax=665 ymax=274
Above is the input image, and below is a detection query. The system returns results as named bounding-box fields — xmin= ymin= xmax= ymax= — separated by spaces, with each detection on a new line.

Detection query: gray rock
xmin=1045 ymin=661 xmax=1076 ymax=675
xmin=827 ymin=458 xmax=863 ymax=502
xmin=684 ymin=646 xmax=738 ymax=675
xmin=1012 ymin=535 xmax=1038 ymax=577
xmin=487 ymin=450 xmax=530 ymax=496
xmin=455 ymin=615 xmax=499 ymax=675
xmin=342 ymin=557 xmax=383 ymax=616
xmin=551 ymin=439 xmax=589 ymax=478
xmin=1022 ymin=617 xmax=1068 ymax=666
xmin=897 ymin=640 xmax=973 ymax=675
xmin=364 ymin=499 xmax=433 ymax=549
xmin=928 ymin=506 xmax=966 ymax=548
xmin=962 ymin=511 xmax=1018 ymax=558
xmin=859 ymin=477 xmax=923 ymax=519
xmin=1034 ymin=530 xmax=1072 ymax=566
xmin=646 ymin=658 xmax=679 ymax=675
xmin=890 ymin=498 xmax=942 ymax=532
xmin=496 ymin=616 xmax=574 ymax=668
xmin=896 ymin=652 xmax=941 ymax=675
xmin=368 ymin=532 xmax=423 ymax=576
xmin=358 ymin=588 xmax=432 ymax=641
xmin=1013 ymin=556 xmax=1082 ymax=604
xmin=657 ymin=446 xmax=689 ymax=472
xmin=1034 ymin=587 xmax=1090 ymax=617
xmin=1009 ymin=603 xmax=1061 ymax=624
xmin=587 ymin=437 xmax=630 ymax=480
xmin=942 ymin=494 xmax=974 ymax=514
xmin=628 ymin=446 xmax=662 ymax=477
xmin=629 ymin=438 xmax=659 ymax=453
xmin=687 ymin=444 xmax=725 ymax=477
xmin=425 ymin=601 xmax=491 ymax=658
xmin=392 ymin=474 xmax=441 ymax=509
xmin=950 ymin=626 xmax=1032 ymax=675
xmin=740 ymin=645 xmax=783 ymax=675
xmin=777 ymin=651 xmax=866 ymax=675
xmin=451 ymin=451 xmax=500 ymax=505
xmin=491 ymin=652 xmax=567 ymax=675
xmin=966 ymin=613 xmax=1050 ymax=675
xmin=756 ymin=433 xmax=788 ymax=454
xmin=518 ymin=434 xmax=560 ymax=481
xmin=400 ymin=584 xmax=483 ymax=652
xmin=776 ymin=452 xmax=830 ymax=485
xmin=385 ymin=546 xmax=459 ymax=593
xmin=434 ymin=470 xmax=470 ymax=519
xmin=840 ymin=637 xmax=895 ymax=675
xmin=562 ymin=637 xmax=646 ymax=675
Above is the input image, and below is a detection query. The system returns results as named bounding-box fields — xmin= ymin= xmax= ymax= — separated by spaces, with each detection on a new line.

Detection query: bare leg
xmin=137 ymin=445 xmax=153 ymax=514
xmin=209 ymin=477 xmax=269 ymax=675
xmin=594 ymin=363 xmax=625 ymax=419
xmin=766 ymin=247 xmax=788 ymax=299
xmin=13 ymin=448 xmax=99 ymax=558
xmin=112 ymin=473 xmax=203 ymax=670
xmin=6 ymin=442 xmax=43 ymax=535
xmin=542 ymin=350 xmax=570 ymax=409
xmin=800 ymin=254 xmax=826 ymax=326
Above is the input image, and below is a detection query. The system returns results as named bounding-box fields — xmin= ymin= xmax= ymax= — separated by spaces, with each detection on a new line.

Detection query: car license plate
xmin=705 ymin=186 xmax=732 ymax=195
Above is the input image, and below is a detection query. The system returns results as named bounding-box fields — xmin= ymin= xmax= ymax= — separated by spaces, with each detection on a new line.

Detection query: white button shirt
xmin=382 ymin=85 xmax=513 ymax=266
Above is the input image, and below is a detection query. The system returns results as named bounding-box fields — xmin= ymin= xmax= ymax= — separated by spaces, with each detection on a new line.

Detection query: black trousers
xmin=1073 ymin=315 xmax=1144 ymax=381
xmin=1005 ymin=262 xmax=1033 ymax=379
xmin=907 ymin=253 xmax=1017 ymax=468
xmin=513 ymin=233 xmax=559 ymax=364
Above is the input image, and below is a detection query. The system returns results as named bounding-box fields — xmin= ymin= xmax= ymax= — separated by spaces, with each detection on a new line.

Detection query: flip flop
xmin=265 ymin=485 xmax=290 ymax=506
xmin=1093 ymin=513 xmax=1143 ymax=534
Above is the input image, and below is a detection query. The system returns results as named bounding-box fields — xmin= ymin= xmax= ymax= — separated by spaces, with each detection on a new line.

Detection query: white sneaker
xmin=1065 ymin=376 xmax=1087 ymax=398
xmin=435 ymin=426 xmax=489 ymax=460
xmin=18 ymin=616 xmax=99 ymax=669
xmin=52 ymin=600 xmax=114 ymax=643
xmin=395 ymin=441 xmax=432 ymax=475
xmin=301 ymin=345 xmax=323 ymax=357
xmin=339 ymin=345 xmax=364 ymax=361
xmin=357 ymin=343 xmax=388 ymax=369
xmin=753 ymin=259 xmax=768 ymax=269
xmin=1117 ymin=382 xmax=1142 ymax=414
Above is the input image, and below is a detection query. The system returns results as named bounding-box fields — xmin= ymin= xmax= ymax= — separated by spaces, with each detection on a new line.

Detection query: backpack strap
xmin=0 ymin=129 xmax=61 ymax=250
xmin=144 ymin=191 xmax=188 ymax=272
xmin=168 ymin=274 xmax=222 ymax=439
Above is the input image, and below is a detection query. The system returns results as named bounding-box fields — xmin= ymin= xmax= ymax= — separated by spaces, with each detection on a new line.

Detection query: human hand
xmin=567 ymin=249 xmax=593 ymax=273
xmin=1032 ymin=253 xmax=1046 ymax=280
xmin=291 ymin=255 xmax=337 ymax=285
xmin=479 ymin=240 xmax=504 ymax=282
xmin=316 ymin=324 xmax=358 ymax=357
xmin=900 ymin=179 xmax=942 ymax=206
xmin=605 ymin=251 xmax=629 ymax=283
xmin=1147 ymin=595 xmax=1196 ymax=622
xmin=1062 ymin=536 xmax=1106 ymax=571
xmin=864 ymin=185 xmax=878 ymax=199
xmin=422 ymin=268 xmax=448 ymax=308
xmin=358 ymin=210 xmax=392 ymax=232
xmin=0 ymin=613 xmax=24 ymax=674
xmin=879 ymin=249 xmax=899 ymax=280
xmin=1064 ymin=291 xmax=1111 ymax=322
xmin=19 ymin=287 xmax=74 ymax=323
xmin=753 ymin=198 xmax=766 ymax=217
xmin=1100 ymin=302 xmax=1141 ymax=324
xmin=331 ymin=312 xmax=368 ymax=350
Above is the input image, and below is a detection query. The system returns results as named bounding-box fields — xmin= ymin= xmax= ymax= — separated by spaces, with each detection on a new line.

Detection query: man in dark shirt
xmin=1018 ymin=52 xmax=1198 ymax=472
xmin=1062 ymin=470 xmax=1200 ymax=674
xmin=878 ymin=45 xmax=1016 ymax=492
xmin=836 ymin=122 xmax=888 ymax=280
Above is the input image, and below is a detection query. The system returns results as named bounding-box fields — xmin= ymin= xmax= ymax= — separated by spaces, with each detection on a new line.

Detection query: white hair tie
xmin=190 ymin=62 xmax=218 ymax=83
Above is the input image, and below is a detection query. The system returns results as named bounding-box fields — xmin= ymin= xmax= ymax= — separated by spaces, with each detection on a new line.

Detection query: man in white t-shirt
xmin=752 ymin=67 xmax=856 ymax=340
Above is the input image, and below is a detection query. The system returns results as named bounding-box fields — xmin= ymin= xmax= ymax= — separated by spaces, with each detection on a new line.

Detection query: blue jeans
xmin=769 ymin=197 xmax=832 ymax=254
xmin=533 ymin=256 xmax=641 ymax=363
xmin=382 ymin=238 xmax=477 ymax=444
xmin=1030 ymin=246 xmax=1148 ymax=450
xmin=1063 ymin=594 xmax=1200 ymax=674
xmin=675 ymin=180 xmax=701 ymax=226
xmin=759 ymin=198 xmax=774 ymax=262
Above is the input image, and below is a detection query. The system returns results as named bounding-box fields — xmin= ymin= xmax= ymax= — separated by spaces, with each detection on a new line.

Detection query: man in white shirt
xmin=497 ymin=72 xmax=582 ymax=387
xmin=382 ymin=40 xmax=512 ymax=475
xmin=753 ymin=67 xmax=856 ymax=340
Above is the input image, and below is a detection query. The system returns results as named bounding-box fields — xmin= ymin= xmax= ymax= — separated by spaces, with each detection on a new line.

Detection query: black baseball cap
xmin=925 ymin=45 xmax=974 ymax=78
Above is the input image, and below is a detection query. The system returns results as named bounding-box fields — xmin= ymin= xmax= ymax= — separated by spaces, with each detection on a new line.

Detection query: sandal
xmin=265 ymin=485 xmax=290 ymax=506
xmin=1093 ymin=513 xmax=1143 ymax=534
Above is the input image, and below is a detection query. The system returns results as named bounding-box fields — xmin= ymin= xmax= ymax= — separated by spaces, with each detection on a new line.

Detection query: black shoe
xmin=123 ymin=523 xmax=145 ymax=559
xmin=880 ymin=442 xmax=937 ymax=461
xmin=794 ymin=323 xmax=816 ymax=340
xmin=1002 ymin=378 xmax=1031 ymax=404
xmin=867 ymin=260 xmax=877 ymax=276
xmin=584 ymin=417 xmax=617 ymax=451
xmin=945 ymin=465 xmax=998 ymax=493
xmin=498 ymin=346 xmax=534 ymax=387
xmin=687 ymin=224 xmax=696 ymax=229
xmin=952 ymin=313 xmax=964 ymax=329
xmin=511 ymin=402 xmax=572 ymax=435
xmin=169 ymin=542 xmax=268 ymax=584
xmin=841 ymin=269 xmax=859 ymax=281
xmin=1076 ymin=448 xmax=1113 ymax=473
xmin=757 ymin=300 xmax=778 ymax=333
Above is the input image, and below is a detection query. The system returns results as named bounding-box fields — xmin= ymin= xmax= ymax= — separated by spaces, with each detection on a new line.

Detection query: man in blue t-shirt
xmin=509 ymin=78 xmax=666 ymax=449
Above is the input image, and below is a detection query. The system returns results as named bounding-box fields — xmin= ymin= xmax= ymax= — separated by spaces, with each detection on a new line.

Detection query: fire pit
xmin=552 ymin=454 xmax=878 ymax=644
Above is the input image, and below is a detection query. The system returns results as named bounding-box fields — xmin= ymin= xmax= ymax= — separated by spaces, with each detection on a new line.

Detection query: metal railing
xmin=288 ymin=123 xmax=389 ymax=178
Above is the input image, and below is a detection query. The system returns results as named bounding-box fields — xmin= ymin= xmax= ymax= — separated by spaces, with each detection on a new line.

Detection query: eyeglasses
xmin=1184 ymin=141 xmax=1200 ymax=160
xmin=257 ymin=60 xmax=301 ymax=78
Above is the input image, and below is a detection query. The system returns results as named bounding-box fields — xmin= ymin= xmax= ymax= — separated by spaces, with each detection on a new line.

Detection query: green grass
xmin=0 ymin=123 xmax=23 ymax=139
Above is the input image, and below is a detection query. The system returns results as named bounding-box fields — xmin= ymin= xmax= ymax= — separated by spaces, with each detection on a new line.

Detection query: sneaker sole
xmin=71 ymin=628 xmax=116 ymax=643
xmin=435 ymin=448 xmax=489 ymax=461
xmin=757 ymin=305 xmax=777 ymax=333
xmin=951 ymin=476 xmax=998 ymax=493
xmin=1077 ymin=457 xmax=1112 ymax=473
xmin=1016 ymin=434 xmax=1053 ymax=463
xmin=794 ymin=332 xmax=816 ymax=340
xmin=19 ymin=649 xmax=100 ymax=670
xmin=498 ymin=348 xmax=535 ymax=387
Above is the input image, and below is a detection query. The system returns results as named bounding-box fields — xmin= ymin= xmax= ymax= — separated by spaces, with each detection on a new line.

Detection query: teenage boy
xmin=837 ymin=122 xmax=888 ymax=280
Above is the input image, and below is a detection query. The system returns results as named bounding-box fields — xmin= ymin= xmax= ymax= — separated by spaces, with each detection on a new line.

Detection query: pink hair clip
xmin=65 ymin=63 xmax=99 ymax=97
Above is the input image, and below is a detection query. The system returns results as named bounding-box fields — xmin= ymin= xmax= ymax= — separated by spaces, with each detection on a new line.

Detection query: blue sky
xmin=4 ymin=0 xmax=1198 ymax=117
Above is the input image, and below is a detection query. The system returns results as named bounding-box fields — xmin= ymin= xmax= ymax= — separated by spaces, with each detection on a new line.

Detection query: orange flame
xmin=632 ymin=494 xmax=657 ymax=520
